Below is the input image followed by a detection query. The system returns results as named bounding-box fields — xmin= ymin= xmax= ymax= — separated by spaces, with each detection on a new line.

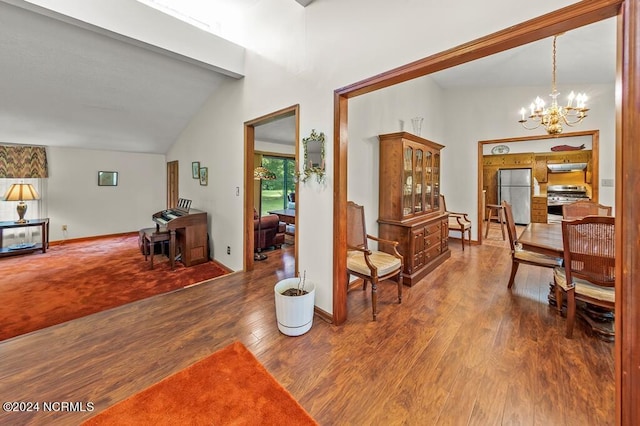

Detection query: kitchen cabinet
xmin=483 ymin=166 xmax=499 ymax=206
xmin=533 ymin=156 xmax=548 ymax=183
xmin=377 ymin=132 xmax=450 ymax=286
xmin=531 ymin=196 xmax=548 ymax=223
xmin=546 ymin=150 xmax=591 ymax=164
xmin=483 ymin=156 xmax=504 ymax=166
xmin=586 ymin=157 xmax=593 ymax=184
xmin=502 ymin=153 xmax=534 ymax=166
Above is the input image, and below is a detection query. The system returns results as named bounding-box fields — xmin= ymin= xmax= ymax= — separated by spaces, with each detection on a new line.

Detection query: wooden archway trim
xmin=334 ymin=0 xmax=622 ymax=323
xmin=333 ymin=0 xmax=639 ymax=423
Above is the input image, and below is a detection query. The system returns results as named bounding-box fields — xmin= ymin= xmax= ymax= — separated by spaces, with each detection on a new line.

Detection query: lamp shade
xmin=3 ymin=183 xmax=40 ymax=201
xmin=253 ymin=166 xmax=276 ymax=181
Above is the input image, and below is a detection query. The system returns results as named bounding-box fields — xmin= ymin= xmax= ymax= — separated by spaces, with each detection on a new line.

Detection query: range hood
xmin=547 ymin=163 xmax=587 ymax=172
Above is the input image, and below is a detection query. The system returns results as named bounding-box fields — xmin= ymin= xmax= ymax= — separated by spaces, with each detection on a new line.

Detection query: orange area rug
xmin=0 ymin=234 xmax=228 ymax=341
xmin=83 ymin=341 xmax=317 ymax=425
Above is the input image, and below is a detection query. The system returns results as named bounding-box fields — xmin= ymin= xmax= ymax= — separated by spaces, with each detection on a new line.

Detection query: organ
xmin=152 ymin=199 xmax=208 ymax=269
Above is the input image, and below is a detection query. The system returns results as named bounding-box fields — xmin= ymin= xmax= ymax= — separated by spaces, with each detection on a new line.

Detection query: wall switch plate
xmin=602 ymin=178 xmax=614 ymax=187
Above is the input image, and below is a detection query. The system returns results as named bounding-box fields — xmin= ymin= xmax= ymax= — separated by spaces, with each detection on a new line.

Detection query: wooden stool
xmin=485 ymin=204 xmax=506 ymax=240
xmin=143 ymin=229 xmax=170 ymax=269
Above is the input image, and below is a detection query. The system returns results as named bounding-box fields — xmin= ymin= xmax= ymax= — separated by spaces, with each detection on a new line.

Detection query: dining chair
xmin=562 ymin=200 xmax=612 ymax=220
xmin=346 ymin=201 xmax=403 ymax=320
xmin=441 ymin=194 xmax=472 ymax=250
xmin=502 ymin=201 xmax=563 ymax=289
xmin=553 ymin=215 xmax=615 ymax=338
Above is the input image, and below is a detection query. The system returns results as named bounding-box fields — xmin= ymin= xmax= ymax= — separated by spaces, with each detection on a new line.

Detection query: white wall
xmin=348 ymin=76 xmax=446 ymax=246
xmin=441 ymin=83 xmax=615 ymax=239
xmin=46 ymin=146 xmax=166 ymax=242
xmin=167 ymin=0 xmax=582 ymax=316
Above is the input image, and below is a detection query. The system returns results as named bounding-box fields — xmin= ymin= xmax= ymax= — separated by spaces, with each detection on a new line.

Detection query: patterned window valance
xmin=0 ymin=145 xmax=48 ymax=178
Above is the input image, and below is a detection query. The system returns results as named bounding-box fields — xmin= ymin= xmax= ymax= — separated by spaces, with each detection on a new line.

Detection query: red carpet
xmin=0 ymin=234 xmax=228 ymax=341
xmin=83 ymin=341 xmax=318 ymax=426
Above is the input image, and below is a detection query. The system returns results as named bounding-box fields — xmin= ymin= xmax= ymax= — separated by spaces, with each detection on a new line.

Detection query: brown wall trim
xmin=50 ymin=231 xmax=138 ymax=246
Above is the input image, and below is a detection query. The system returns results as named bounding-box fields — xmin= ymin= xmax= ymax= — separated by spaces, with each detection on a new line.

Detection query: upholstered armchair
xmin=254 ymin=210 xmax=285 ymax=251
xmin=503 ymin=201 xmax=563 ymax=289
xmin=553 ymin=215 xmax=615 ymax=338
xmin=346 ymin=201 xmax=403 ymax=321
xmin=441 ymin=194 xmax=472 ymax=250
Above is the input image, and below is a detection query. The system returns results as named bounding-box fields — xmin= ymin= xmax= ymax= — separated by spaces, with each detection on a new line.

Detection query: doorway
xmin=476 ymin=130 xmax=600 ymax=244
xmin=244 ymin=105 xmax=300 ymax=272
xmin=333 ymin=1 xmax=639 ymax=420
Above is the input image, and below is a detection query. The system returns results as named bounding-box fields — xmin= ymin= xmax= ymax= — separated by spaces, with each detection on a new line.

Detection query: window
xmin=259 ymin=156 xmax=296 ymax=215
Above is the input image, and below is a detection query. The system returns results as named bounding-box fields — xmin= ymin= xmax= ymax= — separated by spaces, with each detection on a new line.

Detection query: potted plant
xmin=274 ymin=272 xmax=315 ymax=336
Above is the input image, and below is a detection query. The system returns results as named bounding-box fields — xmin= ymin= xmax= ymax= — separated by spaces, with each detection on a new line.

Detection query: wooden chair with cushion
xmin=346 ymin=201 xmax=403 ymax=321
xmin=440 ymin=194 xmax=472 ymax=250
xmin=562 ymin=200 xmax=612 ymax=220
xmin=553 ymin=215 xmax=615 ymax=338
xmin=502 ymin=200 xmax=563 ymax=289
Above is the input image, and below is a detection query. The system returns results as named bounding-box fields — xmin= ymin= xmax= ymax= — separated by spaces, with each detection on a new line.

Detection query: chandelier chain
xmin=518 ymin=33 xmax=588 ymax=135
xmin=552 ymin=36 xmax=557 ymax=93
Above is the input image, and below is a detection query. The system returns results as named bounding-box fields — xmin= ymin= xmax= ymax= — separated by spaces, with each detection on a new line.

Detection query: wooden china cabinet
xmin=377 ymin=132 xmax=450 ymax=286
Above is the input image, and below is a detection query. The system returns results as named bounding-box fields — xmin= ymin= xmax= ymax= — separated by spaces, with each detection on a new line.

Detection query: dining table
xmin=517 ymin=222 xmax=563 ymax=258
xmin=517 ymin=221 xmax=614 ymax=341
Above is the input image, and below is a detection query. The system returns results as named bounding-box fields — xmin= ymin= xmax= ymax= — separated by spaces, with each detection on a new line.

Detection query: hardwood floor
xmin=0 ymin=239 xmax=614 ymax=425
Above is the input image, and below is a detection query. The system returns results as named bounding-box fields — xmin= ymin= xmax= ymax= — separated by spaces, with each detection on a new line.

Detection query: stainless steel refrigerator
xmin=498 ymin=168 xmax=532 ymax=225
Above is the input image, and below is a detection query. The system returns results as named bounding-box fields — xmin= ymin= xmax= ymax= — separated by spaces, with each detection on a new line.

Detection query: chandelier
xmin=518 ymin=35 xmax=589 ymax=135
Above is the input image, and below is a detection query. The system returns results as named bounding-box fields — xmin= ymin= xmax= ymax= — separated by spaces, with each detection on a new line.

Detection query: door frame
xmin=476 ymin=129 xmax=600 ymax=245
xmin=333 ymin=0 xmax=639 ymax=421
xmin=166 ymin=160 xmax=178 ymax=209
xmin=244 ymin=105 xmax=300 ymax=272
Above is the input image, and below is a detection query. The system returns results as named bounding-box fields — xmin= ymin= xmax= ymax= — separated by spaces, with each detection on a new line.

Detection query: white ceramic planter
xmin=274 ymin=278 xmax=315 ymax=336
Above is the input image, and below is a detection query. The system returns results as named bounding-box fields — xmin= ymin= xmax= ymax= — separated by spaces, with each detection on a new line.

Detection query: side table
xmin=0 ymin=218 xmax=49 ymax=257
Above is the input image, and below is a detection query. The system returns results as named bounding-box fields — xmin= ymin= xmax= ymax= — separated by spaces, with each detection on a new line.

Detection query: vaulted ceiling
xmin=0 ymin=1 xmax=615 ymax=154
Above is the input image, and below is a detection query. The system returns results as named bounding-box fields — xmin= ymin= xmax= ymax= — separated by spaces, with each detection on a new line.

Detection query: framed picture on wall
xmin=199 ymin=167 xmax=208 ymax=186
xmin=192 ymin=162 xmax=200 ymax=179
xmin=98 ymin=171 xmax=118 ymax=186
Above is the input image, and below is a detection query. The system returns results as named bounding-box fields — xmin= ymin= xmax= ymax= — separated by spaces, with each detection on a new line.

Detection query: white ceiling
xmin=0 ymin=1 xmax=233 ymax=154
xmin=429 ymin=18 xmax=616 ymax=89
xmin=0 ymin=2 xmax=616 ymax=154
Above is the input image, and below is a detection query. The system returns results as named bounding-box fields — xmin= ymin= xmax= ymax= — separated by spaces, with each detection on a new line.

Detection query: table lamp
xmin=3 ymin=183 xmax=40 ymax=223
xmin=254 ymin=166 xmax=276 ymax=261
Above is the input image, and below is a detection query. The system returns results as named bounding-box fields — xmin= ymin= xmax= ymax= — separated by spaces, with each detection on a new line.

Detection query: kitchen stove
xmin=547 ymin=185 xmax=590 ymax=217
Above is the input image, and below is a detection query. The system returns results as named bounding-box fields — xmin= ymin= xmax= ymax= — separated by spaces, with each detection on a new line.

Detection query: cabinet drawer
xmin=532 ymin=206 xmax=547 ymax=214
xmin=425 ymin=222 xmax=442 ymax=235
xmin=423 ymin=233 xmax=441 ymax=249
xmin=425 ymin=244 xmax=441 ymax=261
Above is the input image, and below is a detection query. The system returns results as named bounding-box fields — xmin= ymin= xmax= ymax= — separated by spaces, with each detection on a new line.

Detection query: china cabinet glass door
xmin=433 ymin=152 xmax=440 ymax=209
xmin=403 ymin=146 xmax=413 ymax=217
xmin=425 ymin=150 xmax=433 ymax=210
xmin=415 ymin=149 xmax=423 ymax=213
